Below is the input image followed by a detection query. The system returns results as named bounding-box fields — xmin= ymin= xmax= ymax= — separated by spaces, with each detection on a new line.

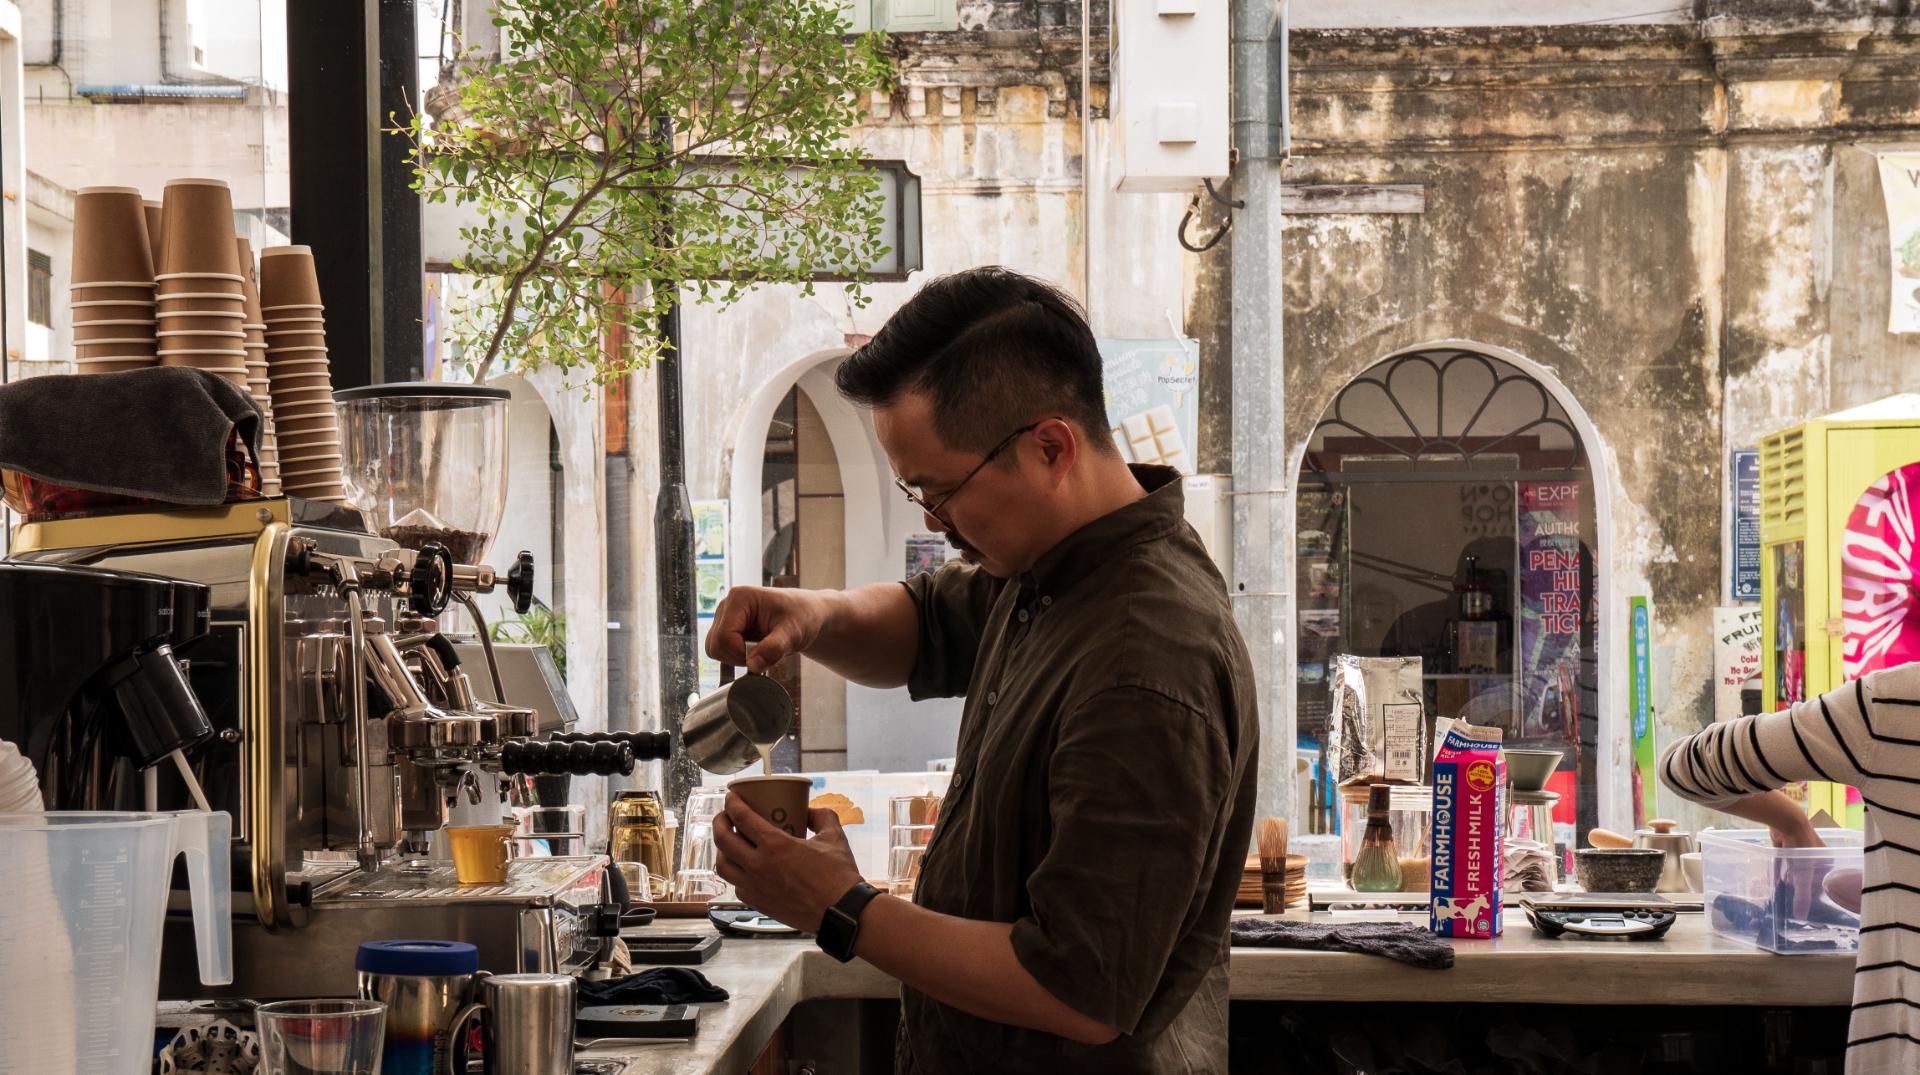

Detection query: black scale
xmin=1521 ymin=894 xmax=1684 ymax=940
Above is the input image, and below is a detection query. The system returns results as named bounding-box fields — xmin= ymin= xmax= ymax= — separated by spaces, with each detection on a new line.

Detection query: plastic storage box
xmin=1699 ymin=827 xmax=1863 ymax=954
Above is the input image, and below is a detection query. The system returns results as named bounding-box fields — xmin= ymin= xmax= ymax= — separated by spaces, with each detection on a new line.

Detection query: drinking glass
xmin=257 ymin=999 xmax=387 ymax=1075
xmin=673 ymin=868 xmax=730 ymax=902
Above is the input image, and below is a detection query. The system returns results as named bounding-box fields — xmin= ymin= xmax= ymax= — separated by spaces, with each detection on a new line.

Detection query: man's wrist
xmin=816 ymin=880 xmax=884 ymax=962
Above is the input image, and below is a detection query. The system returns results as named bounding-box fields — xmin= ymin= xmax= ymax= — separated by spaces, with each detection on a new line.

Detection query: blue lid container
xmin=355 ymin=939 xmax=480 ymax=977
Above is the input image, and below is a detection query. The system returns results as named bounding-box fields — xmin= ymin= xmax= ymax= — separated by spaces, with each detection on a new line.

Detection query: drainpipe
xmin=1229 ymin=0 xmax=1292 ymax=834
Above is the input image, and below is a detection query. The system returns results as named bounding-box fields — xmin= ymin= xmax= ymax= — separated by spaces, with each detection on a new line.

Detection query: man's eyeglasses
xmin=894 ymin=421 xmax=1045 ymax=520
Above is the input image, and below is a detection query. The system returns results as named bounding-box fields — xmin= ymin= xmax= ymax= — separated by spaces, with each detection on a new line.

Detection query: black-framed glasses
xmin=894 ymin=420 xmax=1046 ymax=519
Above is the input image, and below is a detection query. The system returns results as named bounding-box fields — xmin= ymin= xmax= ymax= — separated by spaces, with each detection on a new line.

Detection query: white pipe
xmin=170 ymin=749 xmax=212 ymax=812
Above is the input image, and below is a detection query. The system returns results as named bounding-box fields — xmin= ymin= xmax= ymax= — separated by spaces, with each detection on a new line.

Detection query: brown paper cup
xmin=278 ymin=445 xmax=342 ymax=462
xmin=259 ymin=246 xmax=324 ymax=307
xmin=71 ymin=300 xmax=156 ymax=321
xmin=72 ymin=187 xmax=156 ymax=286
xmin=144 ymin=200 xmax=163 ymax=267
xmin=71 ymin=283 xmax=157 ymax=304
xmin=729 ymin=775 xmax=814 ymax=838
xmin=157 ymin=290 xmax=244 ymax=309
xmin=263 ymin=332 xmax=327 ymax=351
xmin=158 ymin=178 xmax=240 ymax=277
xmin=262 ymin=302 xmax=324 ymax=315
xmin=157 ymin=311 xmax=246 ymax=332
xmin=78 ymin=343 xmax=158 ymax=360
xmin=74 ymin=321 xmax=156 ymax=341
xmin=276 ymin=409 xmax=339 ymax=427
xmin=76 ymin=360 xmax=158 ymax=374
xmin=277 ymin=439 xmax=342 ymax=459
xmin=236 ymin=236 xmax=264 ymax=315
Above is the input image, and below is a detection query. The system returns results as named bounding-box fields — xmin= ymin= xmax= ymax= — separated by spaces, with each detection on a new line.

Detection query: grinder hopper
xmin=335 ymin=383 xmax=511 ymax=564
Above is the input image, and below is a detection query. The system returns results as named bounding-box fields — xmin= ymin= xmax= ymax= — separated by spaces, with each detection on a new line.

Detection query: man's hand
xmin=712 ymin=792 xmax=865 ymax=932
xmin=705 ymin=587 xmax=831 ymax=674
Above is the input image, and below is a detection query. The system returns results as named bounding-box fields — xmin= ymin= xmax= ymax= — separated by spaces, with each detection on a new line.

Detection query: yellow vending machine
xmin=1759 ymin=396 xmax=1920 ymax=828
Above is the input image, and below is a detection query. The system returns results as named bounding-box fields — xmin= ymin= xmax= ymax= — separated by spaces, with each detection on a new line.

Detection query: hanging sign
xmin=1518 ymin=481 xmax=1584 ymax=737
xmin=1732 ymin=450 xmax=1761 ymax=602
xmin=1714 ymin=606 xmax=1764 ymax=723
xmin=1099 ymin=338 xmax=1199 ymax=474
xmin=1875 ymin=149 xmax=1920 ymax=334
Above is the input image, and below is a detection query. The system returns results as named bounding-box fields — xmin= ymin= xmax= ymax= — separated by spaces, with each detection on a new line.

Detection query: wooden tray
xmin=642 ymin=899 xmax=719 ymax=918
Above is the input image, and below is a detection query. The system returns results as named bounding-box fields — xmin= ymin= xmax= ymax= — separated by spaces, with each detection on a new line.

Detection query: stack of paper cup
xmin=70 ymin=186 xmax=158 ymax=374
xmin=155 ymin=178 xmax=248 ymax=389
xmin=236 ymin=237 xmax=280 ymax=496
xmin=260 ymin=245 xmax=342 ymax=501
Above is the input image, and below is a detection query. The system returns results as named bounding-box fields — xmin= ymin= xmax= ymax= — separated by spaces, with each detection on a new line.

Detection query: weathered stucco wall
xmin=1267 ymin=15 xmax=1920 ymax=827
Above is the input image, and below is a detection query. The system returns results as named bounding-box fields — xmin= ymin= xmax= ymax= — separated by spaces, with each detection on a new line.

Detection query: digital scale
xmin=1520 ymin=894 xmax=1688 ymax=940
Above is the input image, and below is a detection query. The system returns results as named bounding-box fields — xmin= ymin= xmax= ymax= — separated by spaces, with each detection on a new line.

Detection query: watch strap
xmin=818 ymin=881 xmax=884 ymax=962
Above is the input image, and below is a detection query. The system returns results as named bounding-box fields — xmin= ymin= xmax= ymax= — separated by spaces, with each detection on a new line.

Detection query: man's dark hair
xmin=834 ymin=266 xmax=1117 ymax=457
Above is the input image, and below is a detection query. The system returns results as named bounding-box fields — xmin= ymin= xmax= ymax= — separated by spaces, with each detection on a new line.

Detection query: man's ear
xmin=1034 ymin=417 xmax=1078 ymax=482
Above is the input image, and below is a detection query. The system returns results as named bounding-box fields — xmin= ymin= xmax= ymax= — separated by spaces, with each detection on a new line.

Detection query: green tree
xmin=404 ymin=0 xmax=895 ymax=384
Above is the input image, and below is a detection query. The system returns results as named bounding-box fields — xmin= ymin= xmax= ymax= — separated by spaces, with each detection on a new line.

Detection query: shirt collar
xmin=1016 ymin=464 xmax=1186 ymax=597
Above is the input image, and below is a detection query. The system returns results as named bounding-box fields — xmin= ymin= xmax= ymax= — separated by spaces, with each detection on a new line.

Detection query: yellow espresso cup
xmin=448 ymin=824 xmax=516 ymax=884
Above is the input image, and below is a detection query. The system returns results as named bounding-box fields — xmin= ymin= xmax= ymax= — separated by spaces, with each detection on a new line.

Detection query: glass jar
xmin=1506 ymin=788 xmax=1563 ymax=886
xmin=1340 ymin=784 xmax=1433 ymax=887
xmin=608 ymin=790 xmax=670 ymax=888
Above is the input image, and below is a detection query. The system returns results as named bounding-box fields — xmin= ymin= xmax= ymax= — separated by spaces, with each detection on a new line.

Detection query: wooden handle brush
xmin=1258 ymin=816 xmax=1290 ymax=913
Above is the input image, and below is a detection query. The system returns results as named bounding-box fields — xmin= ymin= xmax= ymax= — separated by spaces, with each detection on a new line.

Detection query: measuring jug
xmin=0 ymin=811 xmax=233 ymax=1075
xmin=682 ymin=662 xmax=792 ymax=774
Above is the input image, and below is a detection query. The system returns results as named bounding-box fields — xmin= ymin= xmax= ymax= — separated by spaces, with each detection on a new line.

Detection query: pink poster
xmin=1841 ymin=462 xmax=1920 ymax=679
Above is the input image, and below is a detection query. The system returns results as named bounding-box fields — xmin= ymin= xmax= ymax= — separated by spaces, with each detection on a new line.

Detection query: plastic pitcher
xmin=0 ymin=811 xmax=233 ymax=1075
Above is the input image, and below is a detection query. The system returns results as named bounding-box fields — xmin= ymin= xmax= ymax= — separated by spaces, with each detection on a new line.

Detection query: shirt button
xmin=1017 ymin=609 xmax=1030 ymax=624
xmin=987 ymin=691 xmax=999 ymax=705
xmin=1041 ymin=596 xmax=1052 ymax=607
xmin=952 ymin=772 xmax=967 ymax=790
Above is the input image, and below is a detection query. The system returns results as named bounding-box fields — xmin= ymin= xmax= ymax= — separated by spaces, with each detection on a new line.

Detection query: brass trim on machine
xmin=249 ymin=521 xmax=289 ymax=932
xmin=10 ymin=500 xmax=289 ymax=555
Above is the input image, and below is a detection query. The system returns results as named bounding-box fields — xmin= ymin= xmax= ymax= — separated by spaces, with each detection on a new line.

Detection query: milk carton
xmin=1429 ymin=722 xmax=1505 ymax=937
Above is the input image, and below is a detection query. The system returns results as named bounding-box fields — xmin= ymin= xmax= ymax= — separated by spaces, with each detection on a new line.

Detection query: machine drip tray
xmin=315 ymin=856 xmax=605 ymax=907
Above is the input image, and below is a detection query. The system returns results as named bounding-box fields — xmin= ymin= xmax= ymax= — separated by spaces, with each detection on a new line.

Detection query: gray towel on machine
xmin=1230 ymin=917 xmax=1456 ymax=970
xmin=0 ymin=367 xmax=261 ymax=506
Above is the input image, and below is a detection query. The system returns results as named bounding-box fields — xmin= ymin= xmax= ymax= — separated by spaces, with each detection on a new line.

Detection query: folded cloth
xmin=0 ymin=367 xmax=261 ymax=506
xmin=1229 ymin=917 xmax=1455 ymax=969
xmin=575 ymin=967 xmax=730 ymax=1007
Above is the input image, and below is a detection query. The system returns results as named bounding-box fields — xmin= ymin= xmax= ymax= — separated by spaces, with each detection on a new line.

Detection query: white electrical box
xmin=1110 ymin=0 xmax=1230 ymax=193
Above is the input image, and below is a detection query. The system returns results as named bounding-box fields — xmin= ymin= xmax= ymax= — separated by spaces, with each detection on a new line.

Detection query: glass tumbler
xmin=257 ymin=999 xmax=387 ymax=1075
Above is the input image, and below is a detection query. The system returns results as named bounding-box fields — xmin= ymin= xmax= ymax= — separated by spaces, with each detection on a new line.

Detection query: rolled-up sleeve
xmin=900 ymin=561 xmax=1000 ymax=700
xmin=1009 ymin=685 xmax=1233 ymax=1035
xmin=1657 ymin=664 xmax=1920 ymax=811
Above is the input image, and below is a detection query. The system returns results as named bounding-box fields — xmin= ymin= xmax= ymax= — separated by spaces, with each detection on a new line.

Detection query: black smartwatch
xmin=816 ymin=881 xmax=884 ymax=962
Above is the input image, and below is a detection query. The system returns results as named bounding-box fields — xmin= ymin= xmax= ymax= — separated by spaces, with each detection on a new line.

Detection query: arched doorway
xmin=1295 ymin=346 xmax=1602 ymax=857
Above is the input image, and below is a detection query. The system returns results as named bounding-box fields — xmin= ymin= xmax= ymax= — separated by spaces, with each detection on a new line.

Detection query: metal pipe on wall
xmin=1229 ymin=0 xmax=1294 ymax=833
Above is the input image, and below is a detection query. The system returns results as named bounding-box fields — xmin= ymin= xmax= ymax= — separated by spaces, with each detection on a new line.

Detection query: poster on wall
xmin=1731 ymin=450 xmax=1761 ymax=602
xmin=1628 ymin=596 xmax=1654 ymax=827
xmin=1517 ymin=481 xmax=1584 ymax=738
xmin=1840 ymin=461 xmax=1920 ymax=680
xmin=1876 ymin=150 xmax=1920 ymax=334
xmin=1099 ymin=338 xmax=1199 ymax=474
xmin=693 ymin=500 xmax=728 ymax=692
xmin=1714 ymin=606 xmax=1764 ymax=723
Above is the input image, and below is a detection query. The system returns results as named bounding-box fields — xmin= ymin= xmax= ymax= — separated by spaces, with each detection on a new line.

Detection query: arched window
xmin=1297 ymin=348 xmax=1600 ymax=858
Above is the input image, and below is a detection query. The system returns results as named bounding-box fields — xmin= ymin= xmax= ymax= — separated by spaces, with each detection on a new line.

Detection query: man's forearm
xmin=852 ymin=894 xmax=1120 ymax=1046
xmin=798 ymin=583 xmax=919 ymax=689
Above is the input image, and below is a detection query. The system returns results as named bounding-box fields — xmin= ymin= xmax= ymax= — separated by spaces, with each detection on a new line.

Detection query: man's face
xmin=873 ymin=393 xmax=1054 ymax=578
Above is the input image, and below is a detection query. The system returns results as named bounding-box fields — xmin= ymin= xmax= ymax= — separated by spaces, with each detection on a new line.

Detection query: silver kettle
xmin=681 ymin=662 xmax=793 ymax=774
xmin=1634 ymin=819 xmax=1697 ymax=893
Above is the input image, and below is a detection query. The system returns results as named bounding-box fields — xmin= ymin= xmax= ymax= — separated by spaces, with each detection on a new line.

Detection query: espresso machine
xmin=4 ymin=384 xmax=669 ymax=997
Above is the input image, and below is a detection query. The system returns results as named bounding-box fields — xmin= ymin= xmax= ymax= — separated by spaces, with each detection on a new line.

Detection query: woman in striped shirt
xmin=1660 ymin=662 xmax=1920 ymax=1074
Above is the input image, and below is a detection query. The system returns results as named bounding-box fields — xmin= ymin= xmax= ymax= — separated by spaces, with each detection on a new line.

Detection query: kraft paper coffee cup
xmin=74 ymin=320 xmax=157 ymax=341
xmin=143 ymin=199 xmax=163 ymax=267
xmin=72 ymin=187 xmax=156 ymax=287
xmin=263 ymin=331 xmax=327 ymax=351
xmin=158 ymin=178 xmax=241 ymax=277
xmin=77 ymin=343 xmax=158 ymax=360
xmin=259 ymin=245 xmax=324 ymax=307
xmin=729 ymin=775 xmax=814 ymax=839
xmin=72 ymin=282 xmax=157 ymax=304
xmin=75 ymin=358 xmax=157 ymax=373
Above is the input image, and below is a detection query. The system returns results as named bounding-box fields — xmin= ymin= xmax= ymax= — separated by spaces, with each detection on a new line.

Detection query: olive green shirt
xmin=895 ymin=464 xmax=1259 ymax=1075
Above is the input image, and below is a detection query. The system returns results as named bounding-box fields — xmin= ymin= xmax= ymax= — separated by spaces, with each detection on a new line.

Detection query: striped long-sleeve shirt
xmin=1659 ymin=662 xmax=1920 ymax=1075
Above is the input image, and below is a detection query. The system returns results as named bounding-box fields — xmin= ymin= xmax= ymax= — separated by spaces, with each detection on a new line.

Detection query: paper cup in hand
xmin=729 ymin=775 xmax=813 ymax=839
xmin=71 ymin=186 xmax=156 ymax=287
xmin=158 ymin=178 xmax=241 ymax=277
